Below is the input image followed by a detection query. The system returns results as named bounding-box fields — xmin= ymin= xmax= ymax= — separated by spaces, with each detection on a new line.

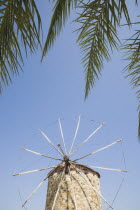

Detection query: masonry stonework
xmin=45 ymin=164 xmax=102 ymax=210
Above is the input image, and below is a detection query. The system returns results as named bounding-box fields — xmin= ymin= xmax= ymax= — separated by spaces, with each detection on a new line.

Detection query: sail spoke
xmin=70 ymin=162 xmax=127 ymax=173
xmin=69 ymin=115 xmax=81 ymax=156
xmin=39 ymin=129 xmax=64 ymax=156
xmin=13 ymin=166 xmax=57 ymax=176
xmin=22 ymin=148 xmax=62 ymax=161
xmin=74 ymin=139 xmax=122 ymax=161
xmin=58 ymin=118 xmax=67 ymax=155
xmin=69 ymin=123 xmax=104 ymax=157
xmin=83 ymin=165 xmax=127 ymax=172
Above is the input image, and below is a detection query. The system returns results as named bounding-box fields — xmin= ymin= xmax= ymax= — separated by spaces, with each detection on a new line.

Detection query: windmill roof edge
xmin=47 ymin=162 xmax=100 ymax=178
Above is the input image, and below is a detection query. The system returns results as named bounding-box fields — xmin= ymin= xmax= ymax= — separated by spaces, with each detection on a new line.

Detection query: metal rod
xmin=69 ymin=115 xmax=81 ymax=156
xmin=13 ymin=166 xmax=57 ymax=176
xmin=22 ymin=175 xmax=48 ymax=207
xmin=58 ymin=118 xmax=67 ymax=155
xmin=74 ymin=139 xmax=122 ymax=162
xmin=22 ymin=148 xmax=62 ymax=161
xmin=52 ymin=169 xmax=65 ymax=210
xmin=68 ymin=167 xmax=78 ymax=210
xmin=69 ymin=123 xmax=104 ymax=157
xmin=39 ymin=129 xmax=64 ymax=156
xmin=72 ymin=163 xmax=113 ymax=209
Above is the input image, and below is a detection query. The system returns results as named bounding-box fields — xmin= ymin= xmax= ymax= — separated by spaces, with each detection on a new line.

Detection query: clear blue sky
xmin=0 ymin=1 xmax=140 ymax=210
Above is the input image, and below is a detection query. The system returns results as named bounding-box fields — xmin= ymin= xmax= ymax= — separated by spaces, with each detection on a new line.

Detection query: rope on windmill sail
xmin=105 ymin=141 xmax=127 ymax=210
xmin=22 ymin=174 xmax=49 ymax=207
xmin=18 ymin=188 xmax=28 ymax=210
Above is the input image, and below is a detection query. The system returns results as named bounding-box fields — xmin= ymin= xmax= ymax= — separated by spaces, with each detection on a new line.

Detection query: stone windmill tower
xmin=13 ymin=116 xmax=127 ymax=209
xmin=46 ymin=161 xmax=102 ymax=210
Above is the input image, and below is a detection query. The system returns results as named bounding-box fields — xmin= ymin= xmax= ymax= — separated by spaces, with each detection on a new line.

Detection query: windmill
xmin=13 ymin=116 xmax=127 ymax=209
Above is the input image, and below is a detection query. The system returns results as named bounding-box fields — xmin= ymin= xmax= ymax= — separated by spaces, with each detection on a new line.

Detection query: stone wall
xmin=45 ymin=164 xmax=102 ymax=210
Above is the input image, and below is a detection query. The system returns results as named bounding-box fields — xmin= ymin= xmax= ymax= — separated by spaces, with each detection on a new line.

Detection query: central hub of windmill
xmin=63 ymin=155 xmax=70 ymax=174
xmin=63 ymin=155 xmax=69 ymax=163
xmin=57 ymin=144 xmax=71 ymax=173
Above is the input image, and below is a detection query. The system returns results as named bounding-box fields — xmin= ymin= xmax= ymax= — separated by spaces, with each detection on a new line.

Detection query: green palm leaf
xmin=138 ymin=112 xmax=140 ymax=139
xmin=42 ymin=0 xmax=78 ymax=60
xmin=0 ymin=0 xmax=41 ymax=92
xmin=42 ymin=0 xmax=130 ymax=98
xmin=124 ymin=29 xmax=140 ymax=102
xmin=75 ymin=0 xmax=130 ymax=98
xmin=123 ymin=24 xmax=140 ymax=136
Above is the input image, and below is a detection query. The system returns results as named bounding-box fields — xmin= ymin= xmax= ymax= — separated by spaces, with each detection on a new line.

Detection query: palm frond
xmin=75 ymin=0 xmax=130 ymax=98
xmin=124 ymin=29 xmax=140 ymax=91
xmin=0 ymin=0 xmax=41 ymax=92
xmin=135 ymin=0 xmax=138 ymax=5
xmin=42 ymin=0 xmax=78 ymax=60
xmin=123 ymin=25 xmax=140 ymax=136
xmin=138 ymin=111 xmax=140 ymax=138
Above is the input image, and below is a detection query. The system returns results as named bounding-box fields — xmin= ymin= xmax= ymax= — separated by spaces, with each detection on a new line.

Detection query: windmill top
xmin=47 ymin=153 xmax=101 ymax=178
